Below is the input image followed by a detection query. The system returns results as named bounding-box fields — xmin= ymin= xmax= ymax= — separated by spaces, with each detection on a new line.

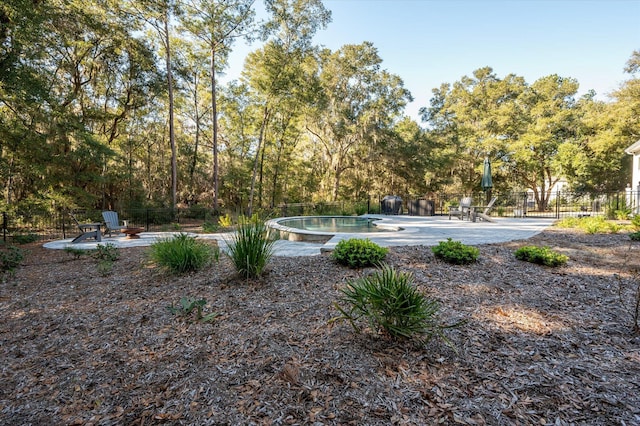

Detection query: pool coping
xmin=265 ymin=215 xmax=403 ymax=242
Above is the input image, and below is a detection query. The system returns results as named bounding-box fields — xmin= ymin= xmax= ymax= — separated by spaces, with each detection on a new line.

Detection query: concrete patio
xmin=43 ymin=215 xmax=555 ymax=257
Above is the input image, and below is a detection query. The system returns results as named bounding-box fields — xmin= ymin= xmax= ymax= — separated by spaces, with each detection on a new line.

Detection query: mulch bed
xmin=1 ymin=227 xmax=639 ymax=425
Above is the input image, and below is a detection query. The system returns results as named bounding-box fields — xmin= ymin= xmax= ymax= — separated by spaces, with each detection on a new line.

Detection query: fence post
xmin=556 ymin=191 xmax=560 ymax=219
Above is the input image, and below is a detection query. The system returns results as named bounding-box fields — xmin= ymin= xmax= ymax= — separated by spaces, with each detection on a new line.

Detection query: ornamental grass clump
xmin=332 ymin=238 xmax=388 ymax=268
xmin=514 ymin=245 xmax=568 ymax=267
xmin=226 ymin=219 xmax=275 ymax=278
xmin=333 ymin=264 xmax=445 ymax=341
xmin=150 ymin=233 xmax=217 ymax=274
xmin=431 ymin=238 xmax=479 ymax=265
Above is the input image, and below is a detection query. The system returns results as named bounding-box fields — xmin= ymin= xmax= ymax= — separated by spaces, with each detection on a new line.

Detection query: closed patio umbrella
xmin=481 ymin=157 xmax=493 ymax=204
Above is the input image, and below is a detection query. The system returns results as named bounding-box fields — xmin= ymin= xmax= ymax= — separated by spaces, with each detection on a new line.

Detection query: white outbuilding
xmin=625 ymin=139 xmax=640 ymax=213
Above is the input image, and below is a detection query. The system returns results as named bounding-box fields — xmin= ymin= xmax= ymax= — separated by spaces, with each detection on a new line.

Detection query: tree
xmin=125 ymin=0 xmax=180 ymax=209
xmin=558 ymin=50 xmax=640 ymax=192
xmin=180 ymin=0 xmax=255 ymax=210
xmin=508 ymin=75 xmax=579 ymax=210
xmin=244 ymin=0 xmax=331 ymax=215
xmin=420 ymin=68 xmax=526 ymax=194
xmin=0 ymin=0 xmax=161 ymax=210
xmin=306 ymin=42 xmax=412 ymax=201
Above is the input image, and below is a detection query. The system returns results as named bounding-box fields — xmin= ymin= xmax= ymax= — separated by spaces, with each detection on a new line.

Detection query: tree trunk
xmin=164 ymin=16 xmax=177 ymax=209
xmin=270 ymin=140 xmax=284 ymax=208
xmin=211 ymin=46 xmax=219 ymax=210
xmin=189 ymin=72 xmax=200 ymax=190
xmin=248 ymin=106 xmax=269 ymax=216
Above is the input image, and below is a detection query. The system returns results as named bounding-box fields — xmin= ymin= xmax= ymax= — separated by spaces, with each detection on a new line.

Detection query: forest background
xmin=1 ymin=0 xmax=639 ymax=218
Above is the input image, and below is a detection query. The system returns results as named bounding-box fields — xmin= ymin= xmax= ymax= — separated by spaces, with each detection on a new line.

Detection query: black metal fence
xmin=277 ymin=190 xmax=636 ymax=219
xmin=1 ymin=207 xmax=219 ymax=243
xmin=2 ymin=190 xmax=638 ymax=243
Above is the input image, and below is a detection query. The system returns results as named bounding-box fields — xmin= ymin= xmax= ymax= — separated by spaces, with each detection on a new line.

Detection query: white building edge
xmin=625 ymin=139 xmax=640 ymax=214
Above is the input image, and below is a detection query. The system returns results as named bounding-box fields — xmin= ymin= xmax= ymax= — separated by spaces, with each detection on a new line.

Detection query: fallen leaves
xmin=1 ymin=229 xmax=640 ymax=424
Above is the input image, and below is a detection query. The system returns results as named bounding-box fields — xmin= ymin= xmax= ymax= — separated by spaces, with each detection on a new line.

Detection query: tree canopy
xmin=1 ymin=0 xmax=638 ymax=215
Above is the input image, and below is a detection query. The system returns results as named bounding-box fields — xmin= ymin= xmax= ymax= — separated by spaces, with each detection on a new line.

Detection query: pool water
xmin=277 ymin=216 xmax=389 ymax=233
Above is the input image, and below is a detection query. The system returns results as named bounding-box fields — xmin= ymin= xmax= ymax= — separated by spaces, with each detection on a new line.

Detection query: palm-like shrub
xmin=332 ymin=238 xmax=388 ymax=268
xmin=334 ymin=264 xmax=442 ymax=340
xmin=149 ymin=233 xmax=217 ymax=274
xmin=226 ymin=220 xmax=275 ymax=278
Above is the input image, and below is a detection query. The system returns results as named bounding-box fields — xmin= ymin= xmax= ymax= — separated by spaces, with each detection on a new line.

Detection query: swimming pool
xmin=267 ymin=216 xmax=401 ymax=242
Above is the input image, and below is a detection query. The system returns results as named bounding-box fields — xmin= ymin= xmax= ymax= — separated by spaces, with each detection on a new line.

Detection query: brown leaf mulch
xmin=1 ymin=228 xmax=640 ymax=425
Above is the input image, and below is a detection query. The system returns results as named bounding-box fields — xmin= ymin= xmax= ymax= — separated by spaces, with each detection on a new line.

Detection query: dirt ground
xmin=1 ymin=227 xmax=639 ymax=425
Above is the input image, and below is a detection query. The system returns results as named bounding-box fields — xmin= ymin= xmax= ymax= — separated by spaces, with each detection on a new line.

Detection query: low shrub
xmin=1 ymin=245 xmax=26 ymax=274
xmin=202 ymin=221 xmax=219 ymax=233
xmin=630 ymin=231 xmax=640 ymax=241
xmin=13 ymin=233 xmax=39 ymax=244
xmin=92 ymin=243 xmax=120 ymax=262
xmin=64 ymin=246 xmax=87 ymax=259
xmin=150 ymin=233 xmax=217 ymax=274
xmin=332 ymin=238 xmax=388 ymax=268
xmin=514 ymin=245 xmax=568 ymax=267
xmin=431 ymin=238 xmax=479 ymax=265
xmin=226 ymin=220 xmax=275 ymax=278
xmin=631 ymin=215 xmax=640 ymax=230
xmin=333 ymin=264 xmax=443 ymax=341
xmin=167 ymin=297 xmax=219 ymax=323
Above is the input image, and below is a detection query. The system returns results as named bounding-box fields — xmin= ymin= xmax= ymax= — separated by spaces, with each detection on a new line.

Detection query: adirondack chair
xmin=472 ymin=197 xmax=498 ymax=222
xmin=70 ymin=213 xmax=101 ymax=243
xmin=448 ymin=197 xmax=473 ymax=220
xmin=102 ymin=211 xmax=123 ymax=237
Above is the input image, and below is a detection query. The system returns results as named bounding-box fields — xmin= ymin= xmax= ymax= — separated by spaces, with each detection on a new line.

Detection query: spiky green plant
xmin=149 ymin=233 xmax=217 ymax=274
xmin=334 ymin=264 xmax=444 ymax=341
xmin=226 ymin=220 xmax=275 ymax=278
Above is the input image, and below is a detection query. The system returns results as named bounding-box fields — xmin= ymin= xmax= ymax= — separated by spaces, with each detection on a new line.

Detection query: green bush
xmin=92 ymin=243 xmax=120 ymax=262
xmin=1 ymin=245 xmax=26 ymax=273
xmin=631 ymin=215 xmax=640 ymax=230
xmin=64 ymin=246 xmax=87 ymax=259
xmin=630 ymin=231 xmax=640 ymax=241
xmin=514 ymin=245 xmax=568 ymax=267
xmin=226 ymin=220 xmax=275 ymax=278
xmin=334 ymin=264 xmax=443 ymax=341
xmin=150 ymin=233 xmax=217 ymax=274
xmin=13 ymin=233 xmax=39 ymax=244
xmin=431 ymin=238 xmax=479 ymax=265
xmin=332 ymin=238 xmax=388 ymax=268
xmin=202 ymin=221 xmax=219 ymax=233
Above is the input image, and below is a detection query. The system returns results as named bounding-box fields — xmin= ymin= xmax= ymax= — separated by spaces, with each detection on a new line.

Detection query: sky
xmin=224 ymin=0 xmax=640 ymax=122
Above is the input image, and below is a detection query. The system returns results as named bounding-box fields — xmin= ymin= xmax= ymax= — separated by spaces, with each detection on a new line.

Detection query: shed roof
xmin=625 ymin=139 xmax=640 ymax=155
